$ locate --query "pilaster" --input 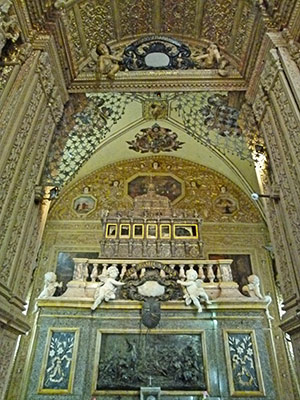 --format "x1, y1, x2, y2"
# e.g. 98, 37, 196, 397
246, 30, 300, 382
